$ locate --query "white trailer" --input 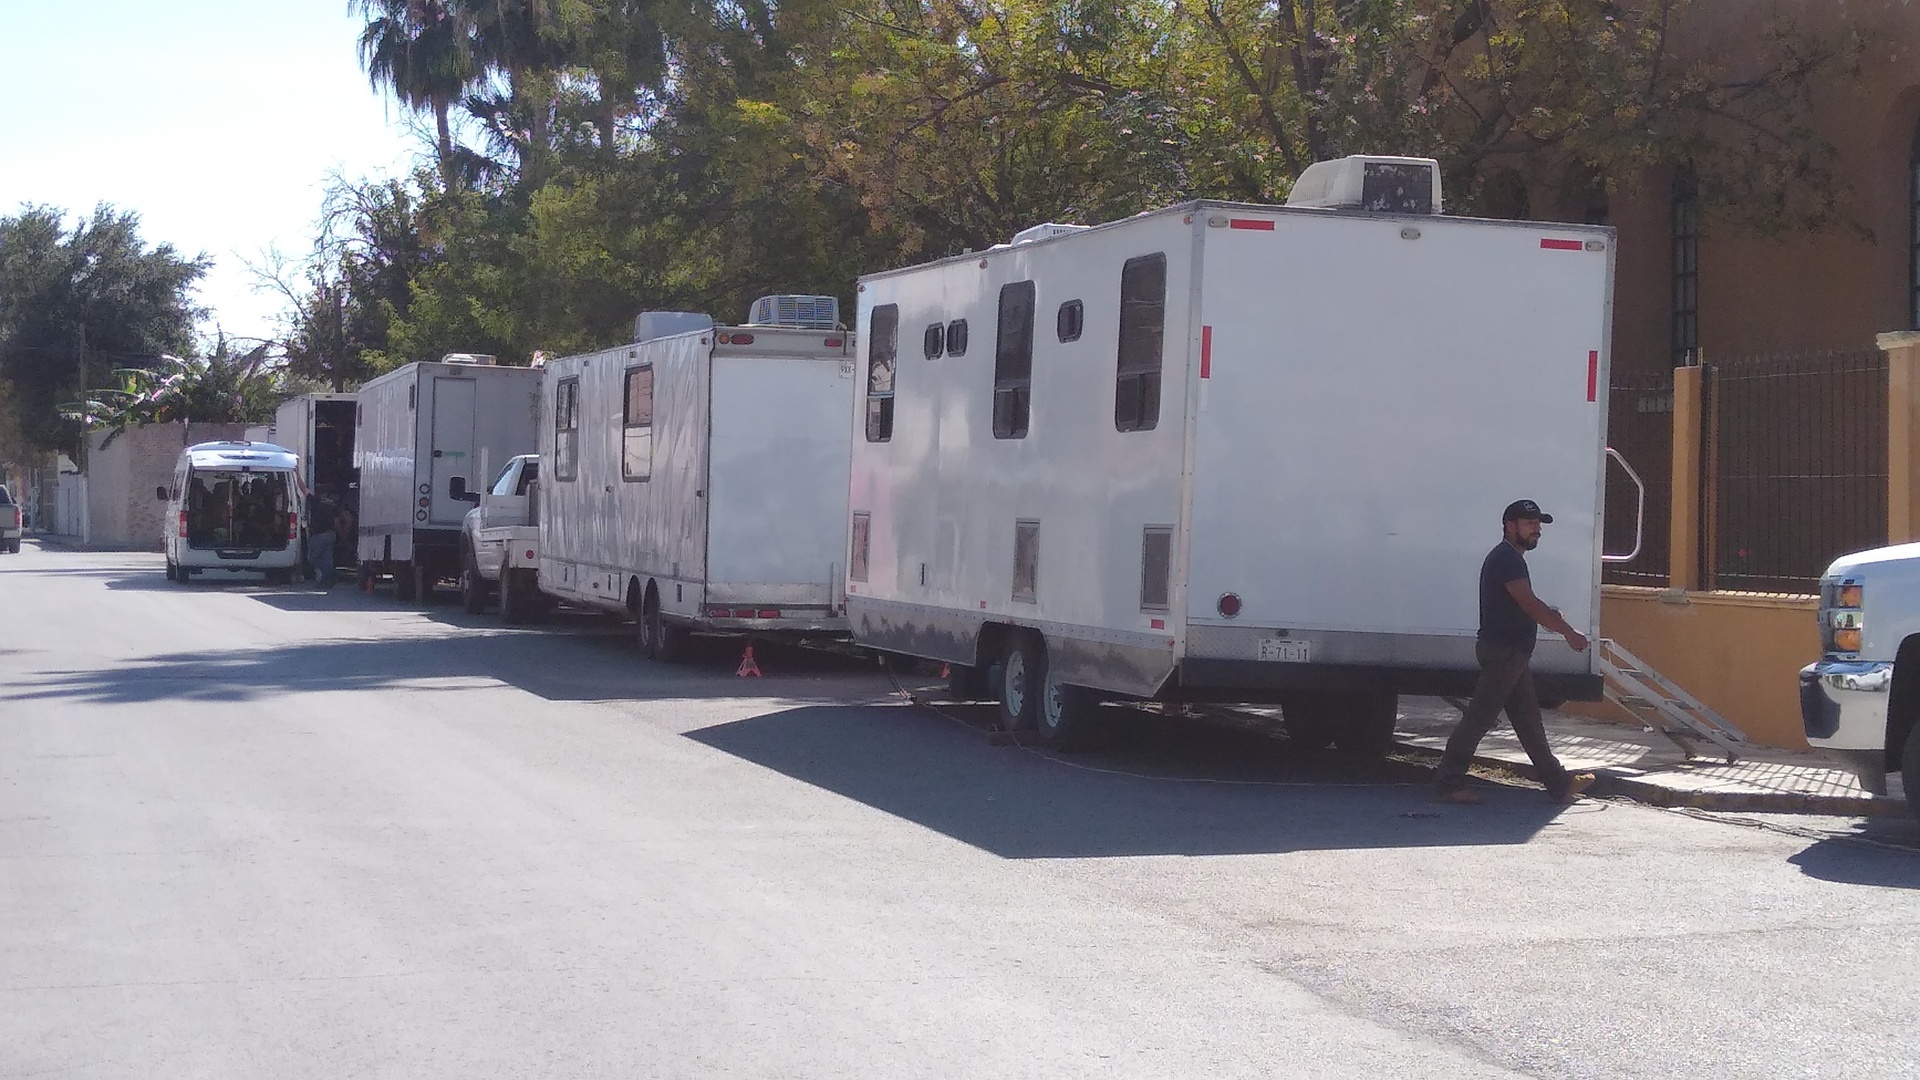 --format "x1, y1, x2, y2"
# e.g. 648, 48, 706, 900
355, 356, 542, 602
270, 393, 358, 498
846, 155, 1619, 750
536, 300, 855, 658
